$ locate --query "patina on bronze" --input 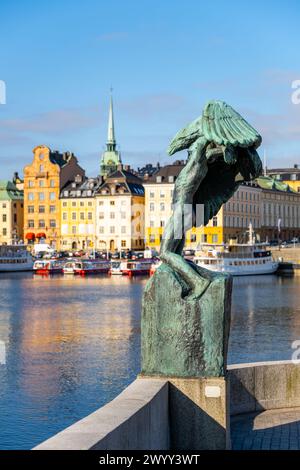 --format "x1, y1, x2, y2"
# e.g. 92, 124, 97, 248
141, 100, 262, 378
